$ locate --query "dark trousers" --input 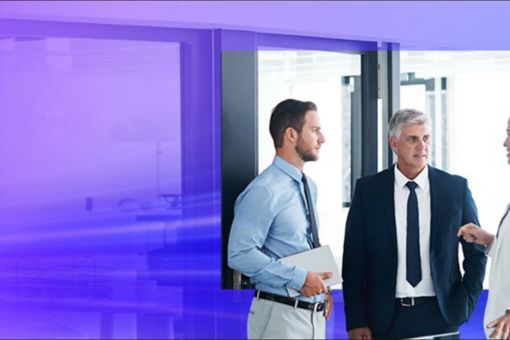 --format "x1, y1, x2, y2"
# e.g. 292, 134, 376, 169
374, 298, 459, 339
